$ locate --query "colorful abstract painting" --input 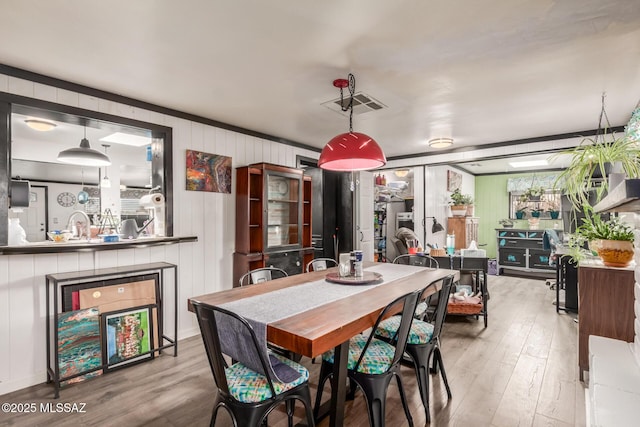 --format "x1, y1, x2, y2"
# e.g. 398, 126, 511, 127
104, 306, 153, 369
58, 307, 102, 385
186, 149, 232, 193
